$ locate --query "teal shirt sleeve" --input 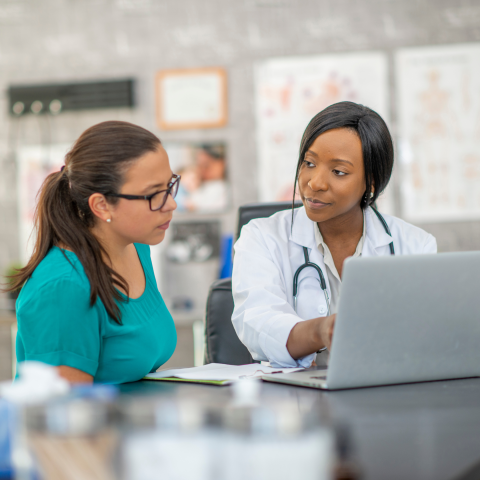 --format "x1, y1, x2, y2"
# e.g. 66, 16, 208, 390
18, 279, 102, 376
